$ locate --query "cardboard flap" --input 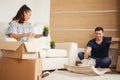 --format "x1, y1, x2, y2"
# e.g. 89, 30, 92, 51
24, 42, 41, 52
0, 42, 22, 51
